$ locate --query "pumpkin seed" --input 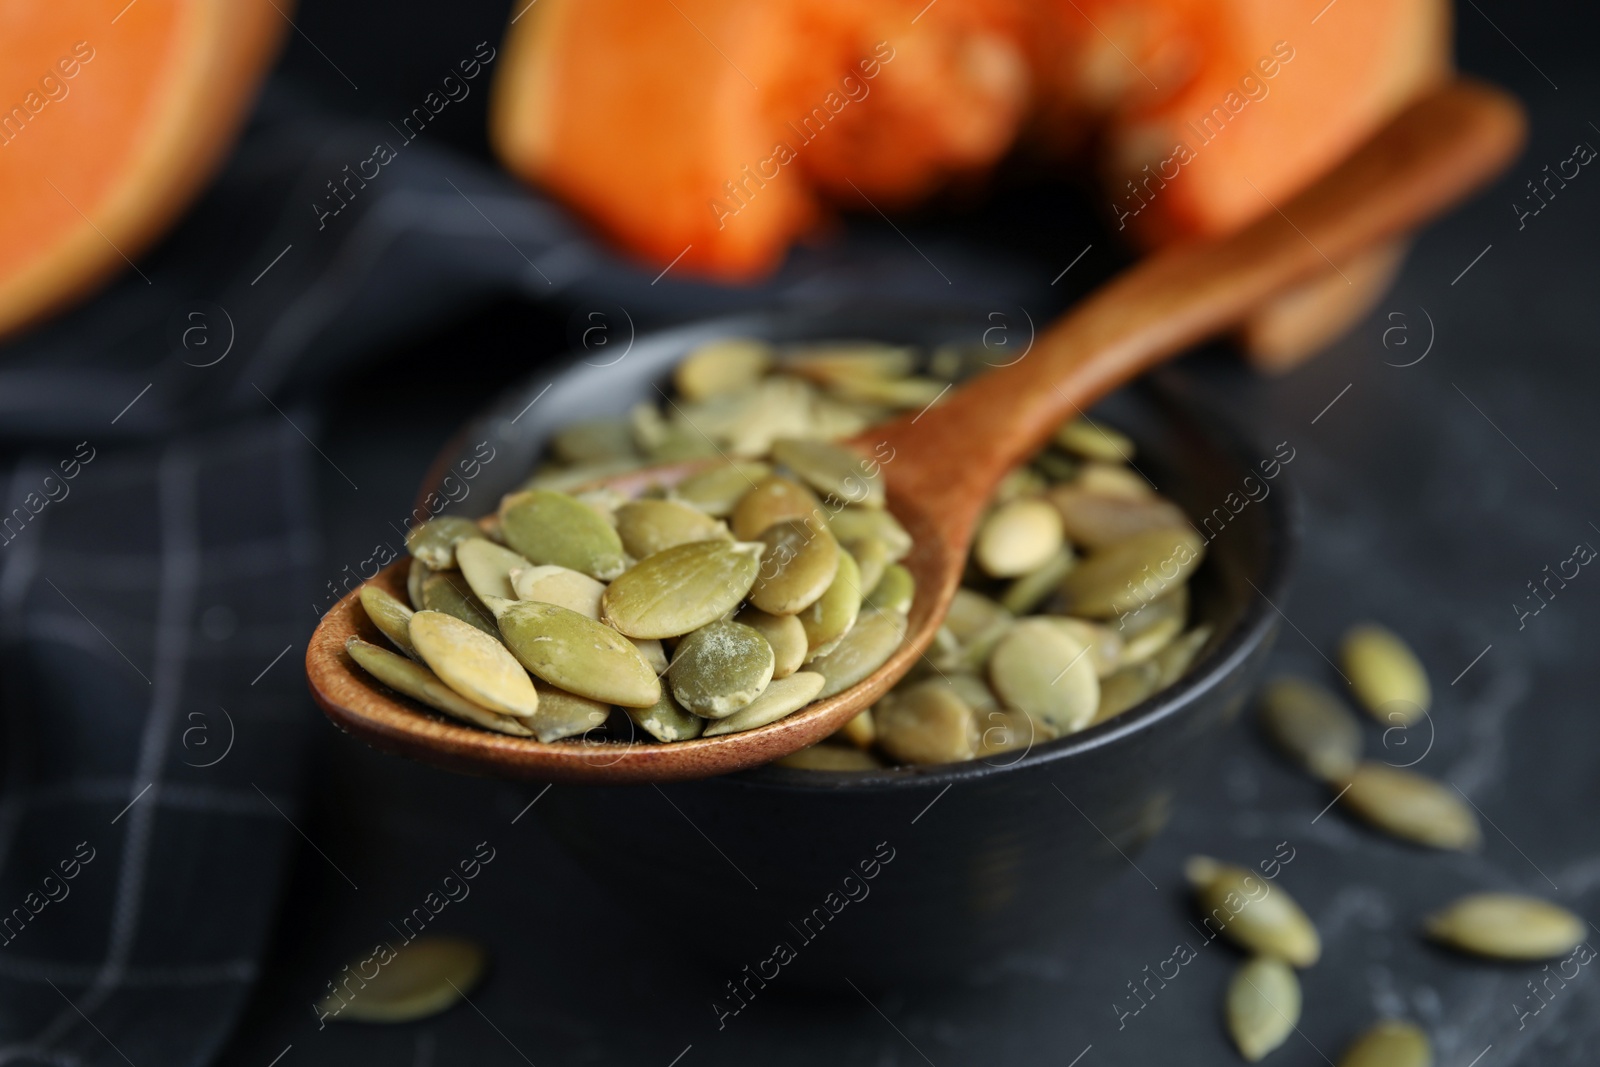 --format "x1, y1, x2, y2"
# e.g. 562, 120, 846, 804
823, 374, 948, 410
947, 672, 1000, 711
988, 618, 1099, 734
573, 486, 629, 526
1058, 527, 1205, 618
864, 563, 915, 615
1342, 624, 1431, 725
998, 546, 1076, 615
1258, 676, 1363, 781
1153, 624, 1212, 687
995, 465, 1050, 503
525, 457, 644, 494
1076, 462, 1153, 499
845, 536, 891, 596
674, 338, 773, 400
776, 744, 884, 771
316, 935, 486, 1023
975, 498, 1065, 578
945, 588, 1013, 643
811, 609, 905, 698
627, 687, 704, 742
702, 671, 825, 736
874, 680, 979, 764
406, 559, 432, 610
496, 600, 661, 707
669, 620, 775, 718
511, 564, 605, 619
614, 499, 731, 559
602, 539, 763, 638
833, 707, 876, 748
672, 461, 771, 517
730, 474, 825, 541
1115, 585, 1189, 664
1423, 893, 1585, 960
527, 683, 611, 743
975, 705, 1051, 757
770, 437, 885, 508
1337, 763, 1480, 850
1226, 957, 1301, 1062
800, 547, 862, 658
500, 489, 627, 581
1046, 485, 1189, 549
751, 519, 840, 615
1090, 660, 1160, 724
420, 572, 498, 636
785, 343, 915, 386
345, 637, 532, 737
455, 539, 532, 603
359, 584, 418, 659
1043, 617, 1122, 677
1031, 449, 1078, 482
408, 610, 540, 718
1055, 416, 1135, 461
732, 606, 808, 679
1187, 855, 1321, 966
1337, 1020, 1431, 1067
827, 506, 912, 561
405, 516, 485, 570
551, 417, 637, 464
